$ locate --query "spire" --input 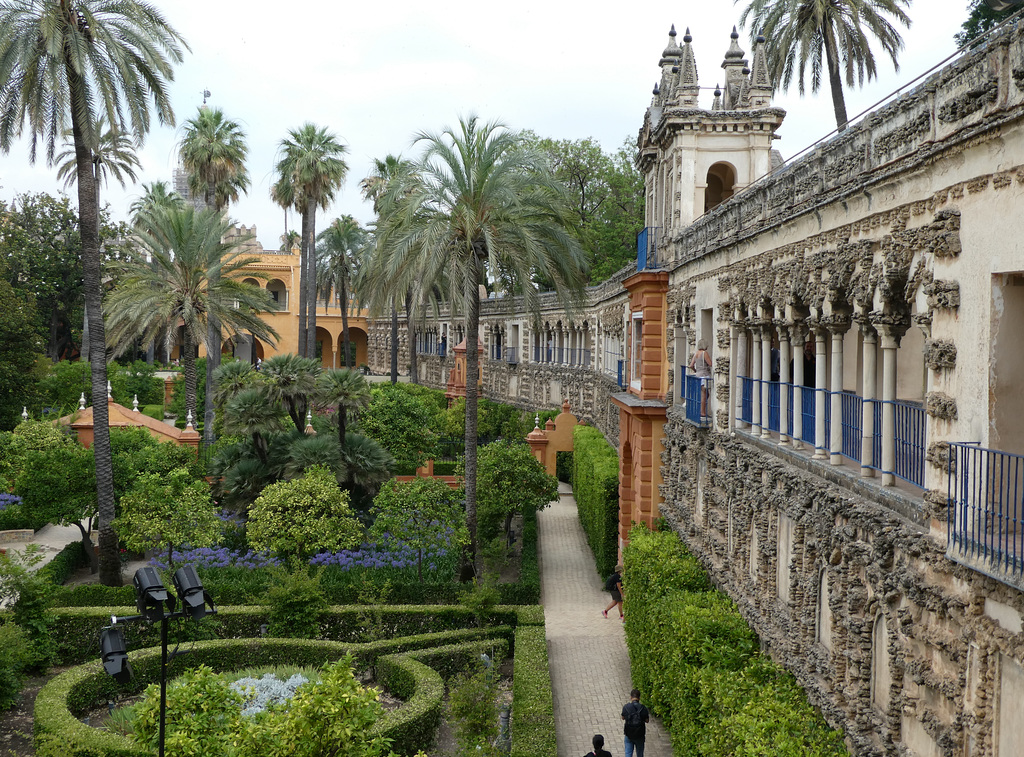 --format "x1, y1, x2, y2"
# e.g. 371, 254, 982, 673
657, 25, 682, 106
712, 83, 723, 111
676, 27, 700, 106
721, 25, 749, 109
747, 32, 774, 107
